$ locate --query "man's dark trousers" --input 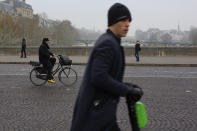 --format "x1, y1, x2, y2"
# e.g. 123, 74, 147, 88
21, 47, 26, 58
135, 52, 139, 61
43, 58, 56, 79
